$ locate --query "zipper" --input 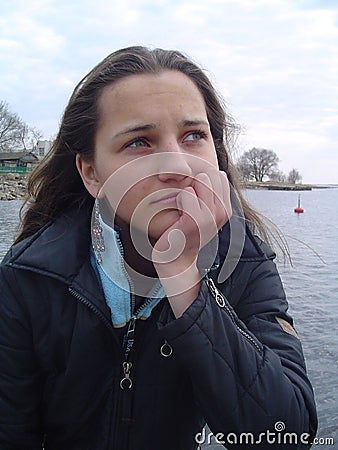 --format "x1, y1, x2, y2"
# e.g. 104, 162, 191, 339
134, 281, 162, 315
69, 286, 125, 448
68, 287, 114, 333
102, 227, 138, 391
69, 286, 140, 390
120, 315, 137, 389
205, 276, 263, 355
115, 231, 163, 318
68, 287, 135, 448
115, 232, 136, 317
119, 280, 164, 390
117, 312, 150, 449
